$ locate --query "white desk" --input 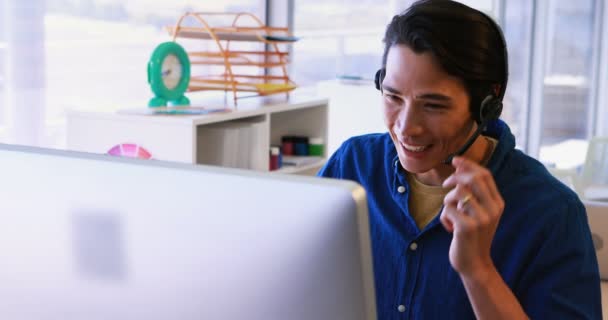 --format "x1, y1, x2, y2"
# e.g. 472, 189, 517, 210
585, 186, 608, 201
